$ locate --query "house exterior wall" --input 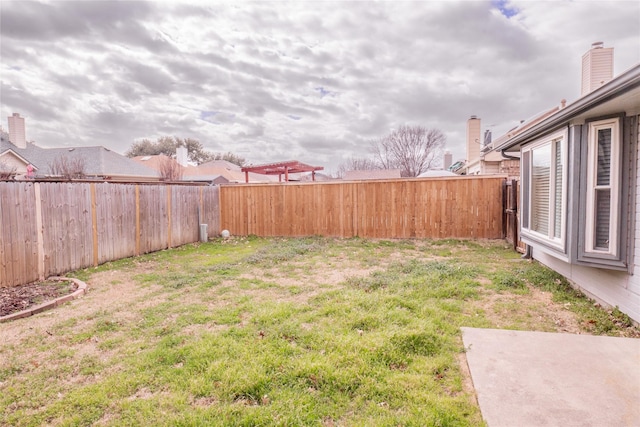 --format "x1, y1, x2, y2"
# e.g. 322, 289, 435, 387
0, 151, 28, 174
531, 114, 640, 323
481, 161, 500, 174
465, 160, 480, 175
499, 159, 520, 180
